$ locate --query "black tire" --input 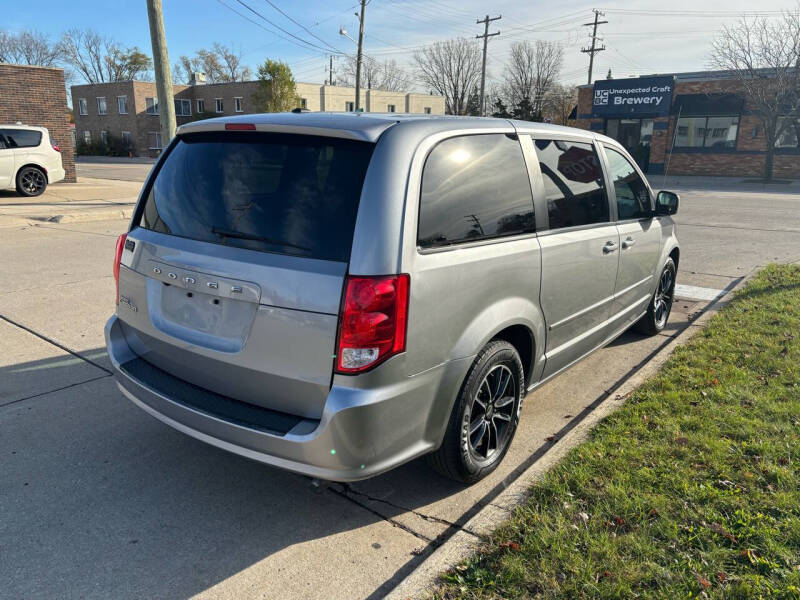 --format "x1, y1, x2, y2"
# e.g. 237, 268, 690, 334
16, 166, 47, 197
635, 257, 676, 336
428, 340, 524, 484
